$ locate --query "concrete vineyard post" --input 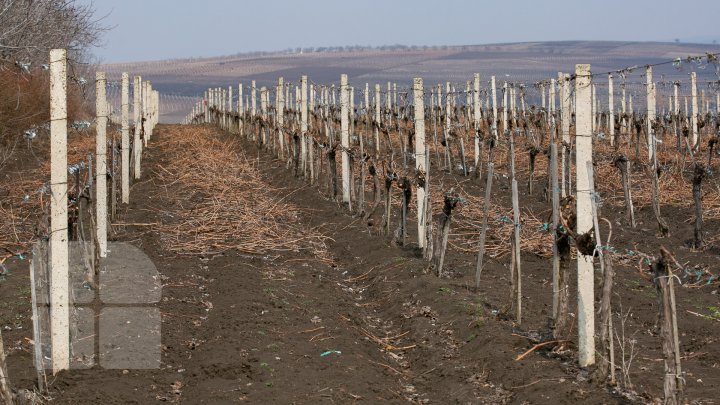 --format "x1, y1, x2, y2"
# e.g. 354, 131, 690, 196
350, 86, 355, 133
204, 90, 209, 123
560, 73, 571, 197
510, 84, 516, 122
364, 83, 369, 115
374, 84, 381, 155
445, 82, 451, 147
285, 83, 290, 112
393, 83, 397, 115
121, 73, 130, 203
143, 81, 149, 146
301, 75, 308, 179
502, 81, 508, 134
621, 84, 627, 134
96, 72, 108, 257
691, 72, 698, 148
49, 48, 70, 374
550, 78, 556, 115
238, 83, 243, 134
575, 63, 595, 368
608, 74, 614, 146
646, 66, 656, 158
251, 80, 257, 118
413, 78, 427, 249
491, 76, 497, 139
134, 75, 142, 179
541, 83, 546, 110
228, 85, 233, 132
340, 75, 350, 206
473, 73, 480, 166
278, 77, 285, 157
